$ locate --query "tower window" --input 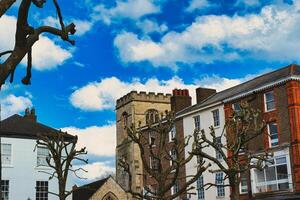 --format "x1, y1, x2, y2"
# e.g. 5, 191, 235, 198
145, 109, 159, 124
122, 112, 129, 128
